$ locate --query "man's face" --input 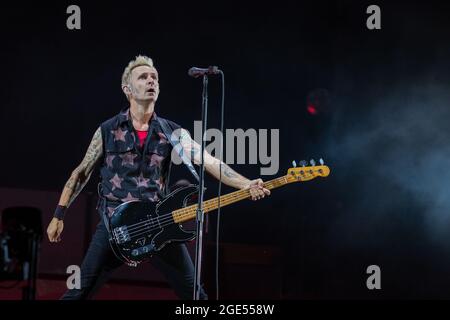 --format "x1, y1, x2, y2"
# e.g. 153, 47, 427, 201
127, 65, 159, 102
